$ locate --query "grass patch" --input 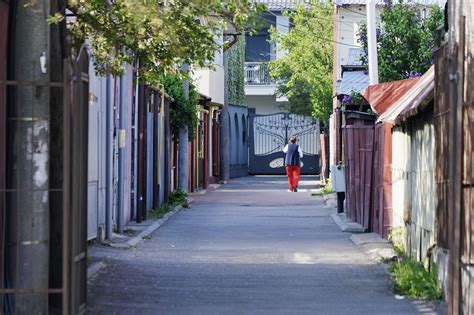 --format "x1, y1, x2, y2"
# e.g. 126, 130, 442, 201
148, 203, 171, 220
169, 189, 189, 208
147, 189, 189, 220
386, 227, 442, 300
311, 180, 333, 196
389, 257, 442, 300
